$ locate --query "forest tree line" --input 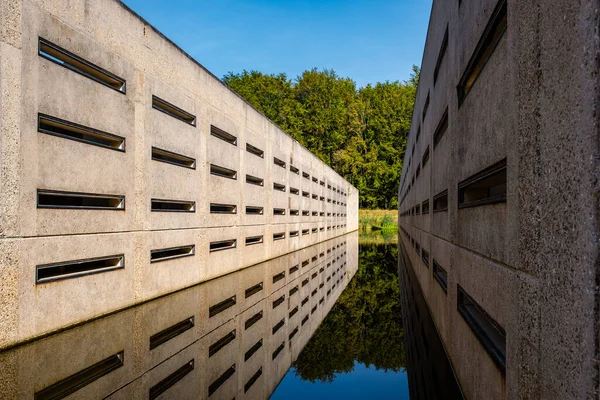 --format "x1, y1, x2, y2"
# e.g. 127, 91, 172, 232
223, 67, 419, 210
